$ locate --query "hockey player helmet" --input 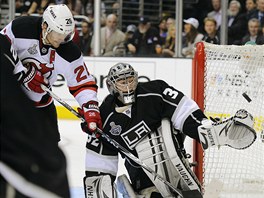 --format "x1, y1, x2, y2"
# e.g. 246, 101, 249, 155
106, 63, 138, 104
42, 4, 75, 44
